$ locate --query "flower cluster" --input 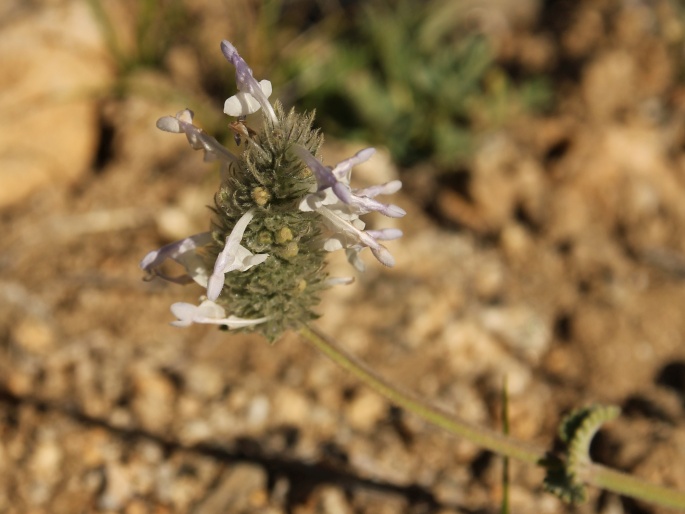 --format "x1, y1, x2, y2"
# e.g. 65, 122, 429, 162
141, 40, 405, 340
